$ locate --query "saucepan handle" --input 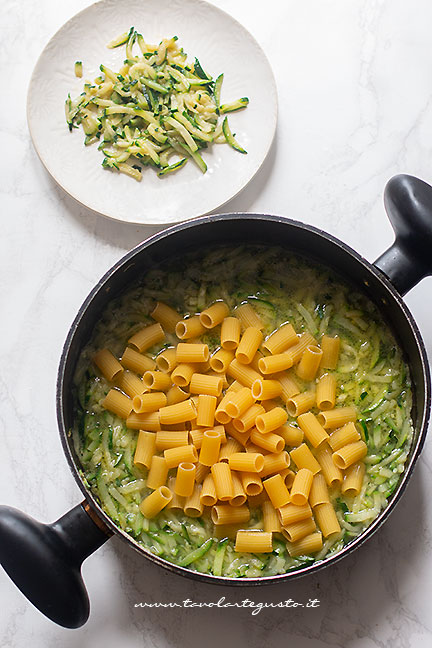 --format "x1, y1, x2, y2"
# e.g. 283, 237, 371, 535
374, 174, 432, 296
0, 502, 111, 628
